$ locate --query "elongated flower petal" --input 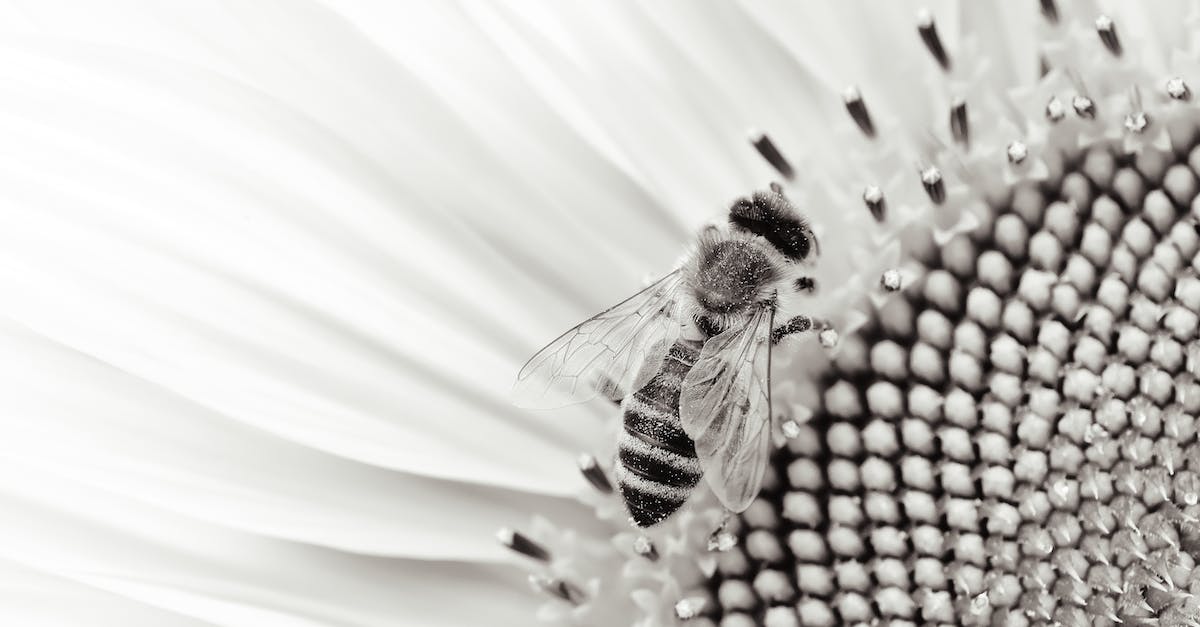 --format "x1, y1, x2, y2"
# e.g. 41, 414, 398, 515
0, 461, 544, 626
0, 15, 637, 495
0, 320, 607, 561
